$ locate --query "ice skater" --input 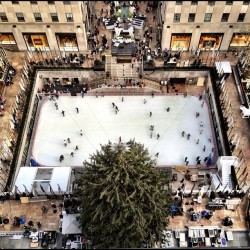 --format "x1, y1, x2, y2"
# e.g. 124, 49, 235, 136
119, 136, 121, 142
80, 129, 83, 136
187, 133, 191, 140
183, 92, 187, 98
143, 99, 147, 104
184, 157, 188, 162
197, 159, 201, 165
64, 140, 67, 147
75, 107, 79, 113
81, 91, 84, 98
121, 97, 124, 102
155, 152, 159, 157
199, 95, 202, 101
75, 145, 79, 150
204, 157, 208, 163
70, 152, 74, 157
200, 121, 203, 127
67, 138, 71, 143
182, 131, 185, 137
112, 102, 115, 108
149, 111, 152, 117
150, 125, 154, 131
115, 106, 119, 112
203, 145, 206, 152
101, 92, 104, 97
196, 156, 200, 161
208, 136, 212, 143
201, 101, 204, 107
157, 133, 160, 139
185, 161, 189, 166
200, 128, 203, 134
150, 131, 153, 138
196, 112, 200, 118
59, 155, 64, 162
151, 92, 154, 98
96, 92, 98, 98
55, 103, 58, 110
61, 110, 65, 116
166, 107, 170, 112
196, 139, 200, 144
